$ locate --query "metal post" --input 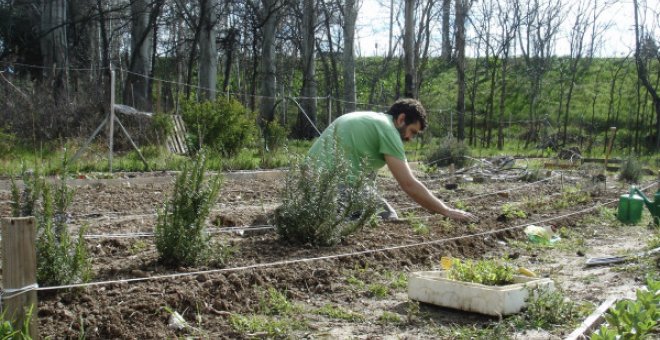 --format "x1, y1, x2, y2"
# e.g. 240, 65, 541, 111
109, 68, 115, 173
